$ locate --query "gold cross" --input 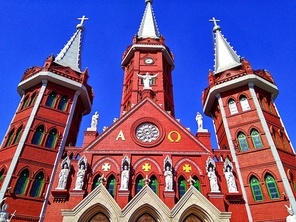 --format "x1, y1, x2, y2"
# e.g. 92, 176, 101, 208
102, 163, 111, 171
183, 164, 192, 173
142, 163, 151, 172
